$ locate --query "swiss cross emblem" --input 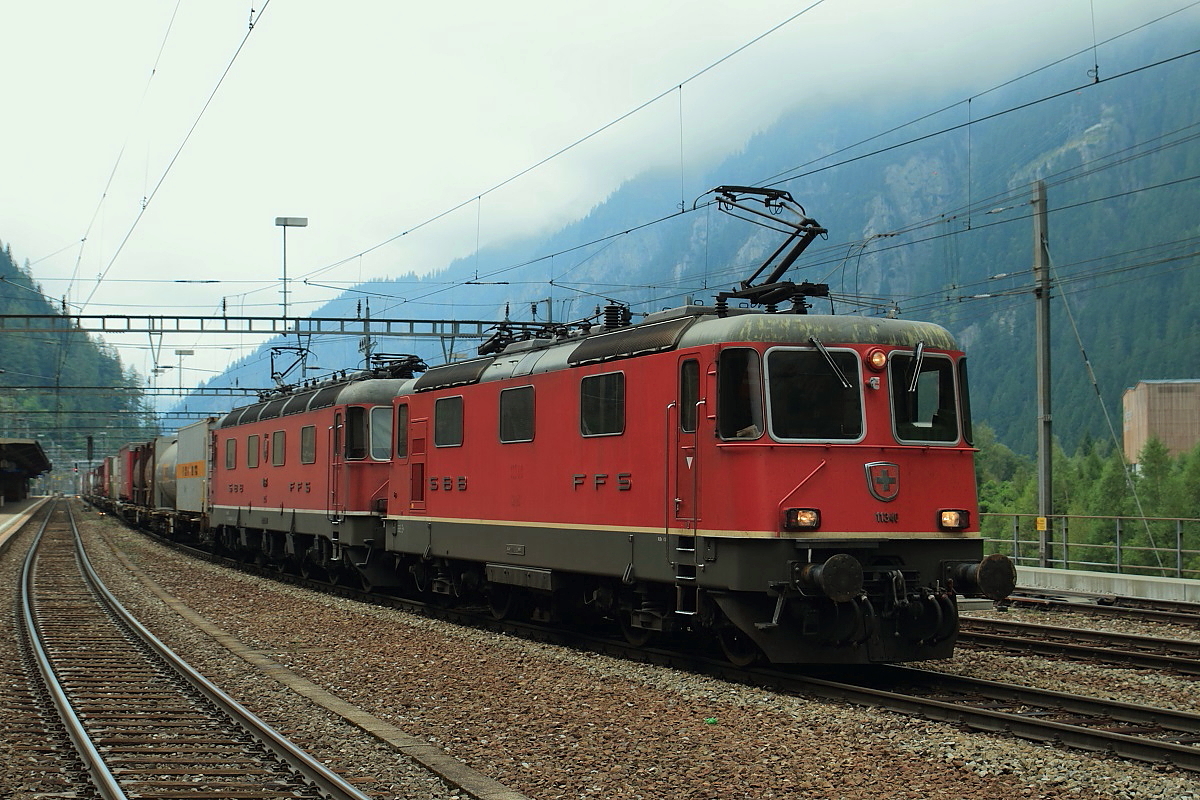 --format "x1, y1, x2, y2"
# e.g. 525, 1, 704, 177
865, 462, 900, 502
